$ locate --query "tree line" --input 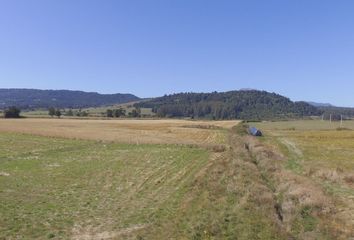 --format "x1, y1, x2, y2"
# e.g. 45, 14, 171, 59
48, 108, 88, 118
47, 107, 141, 118
106, 107, 141, 118
4, 90, 353, 121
